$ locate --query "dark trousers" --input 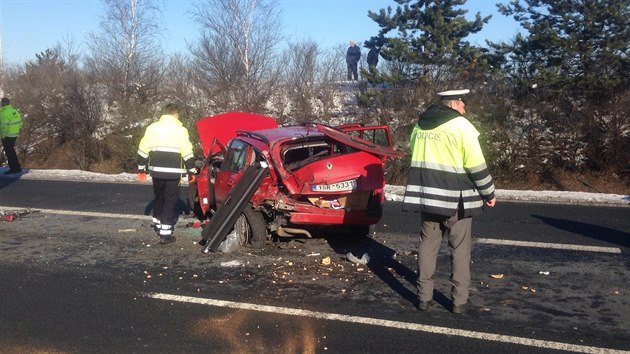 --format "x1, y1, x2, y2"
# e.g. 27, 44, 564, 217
152, 178, 180, 227
1, 137, 21, 171
347, 62, 358, 81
